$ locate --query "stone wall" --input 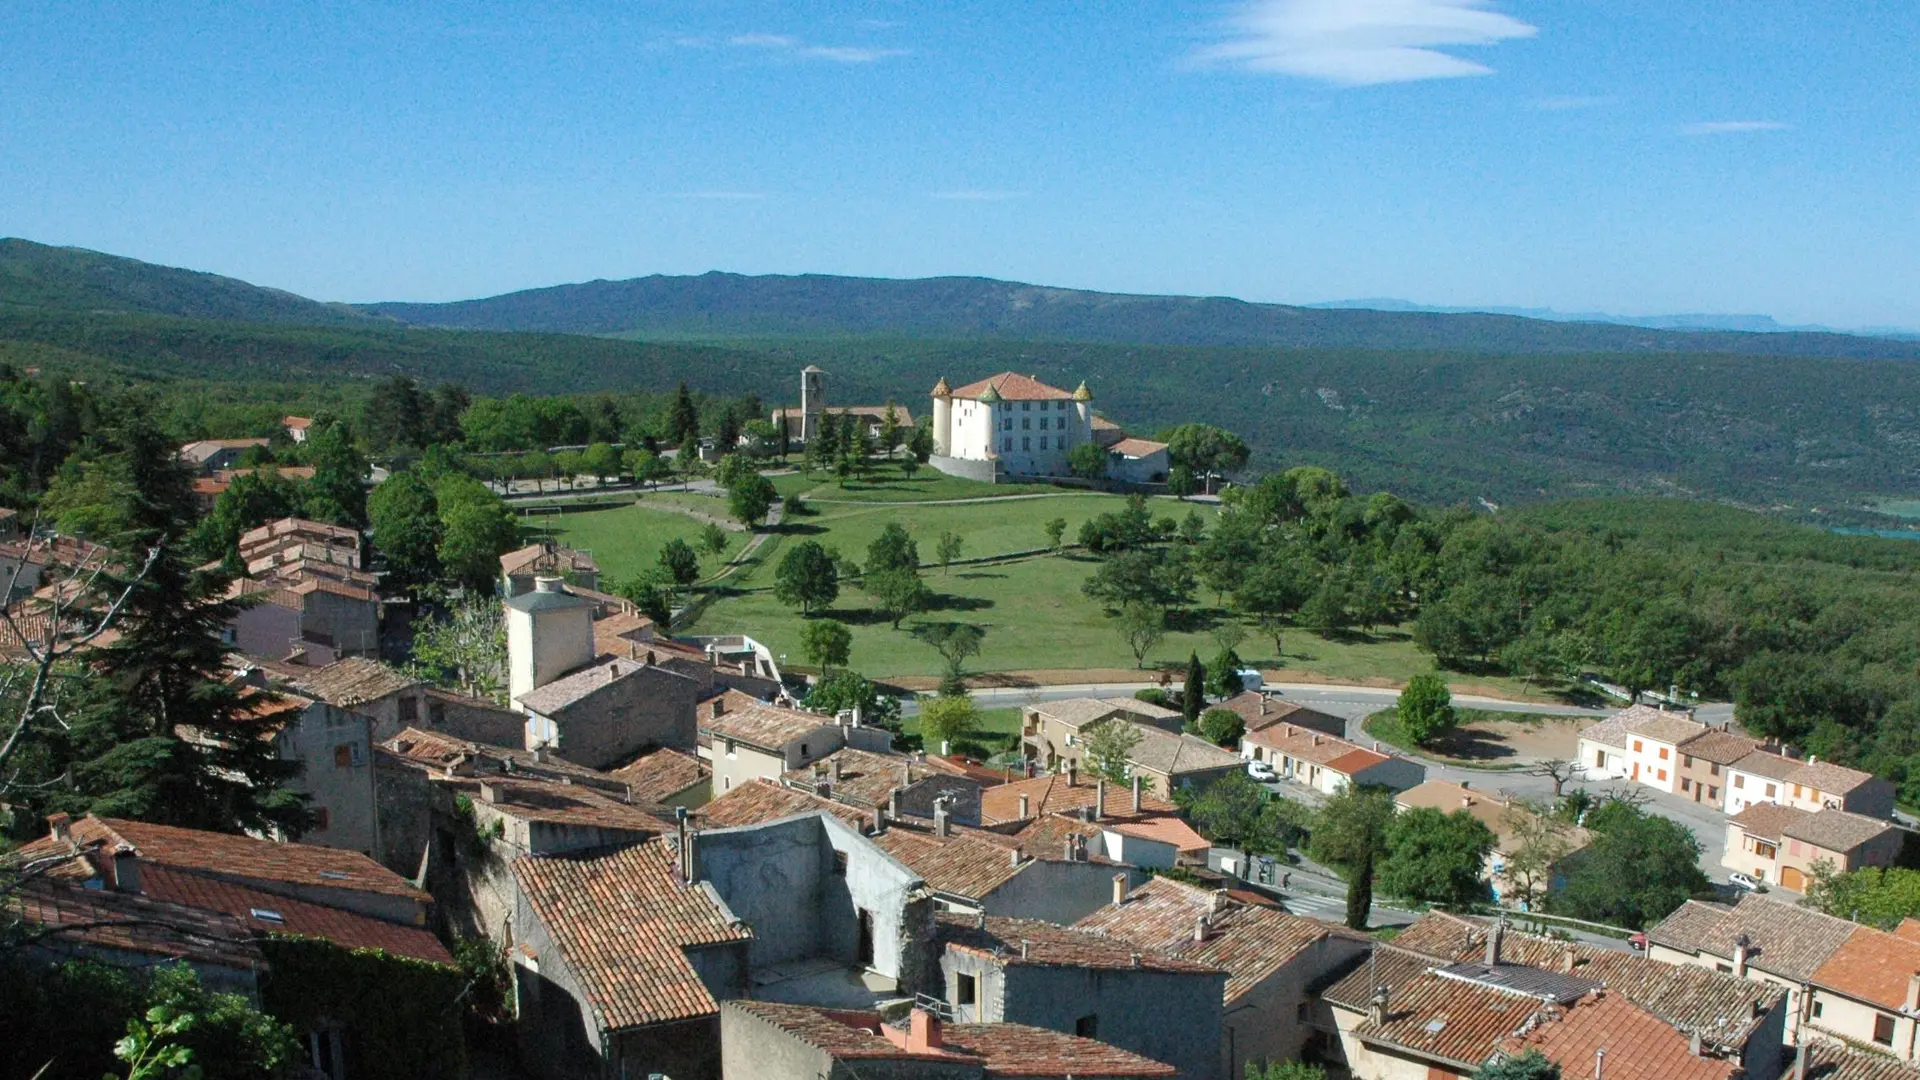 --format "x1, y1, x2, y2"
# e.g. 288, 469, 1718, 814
927, 455, 998, 483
